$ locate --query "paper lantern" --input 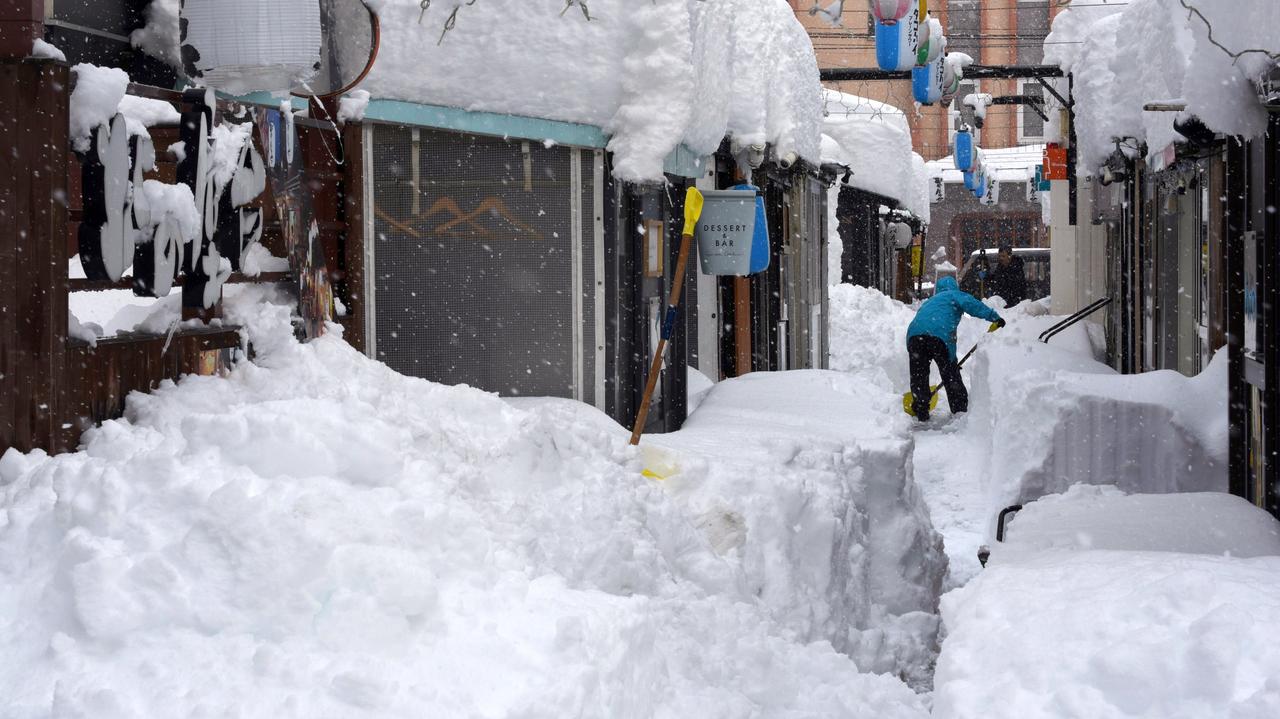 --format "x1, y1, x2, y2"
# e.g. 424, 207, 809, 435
953, 129, 974, 172
180, 0, 322, 94
868, 0, 915, 25
874, 0, 921, 71
963, 170, 976, 191
885, 221, 914, 249
912, 55, 945, 104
